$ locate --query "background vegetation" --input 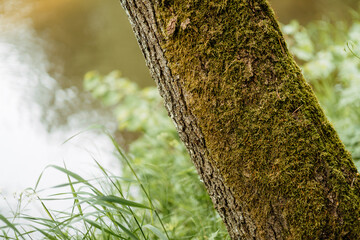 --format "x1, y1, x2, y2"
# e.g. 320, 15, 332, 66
1, 9, 360, 240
